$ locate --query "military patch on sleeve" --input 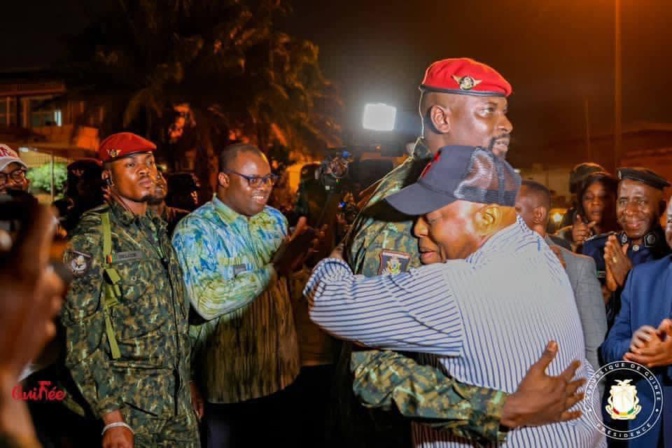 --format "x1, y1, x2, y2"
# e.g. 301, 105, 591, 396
378, 250, 411, 275
64, 250, 92, 277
